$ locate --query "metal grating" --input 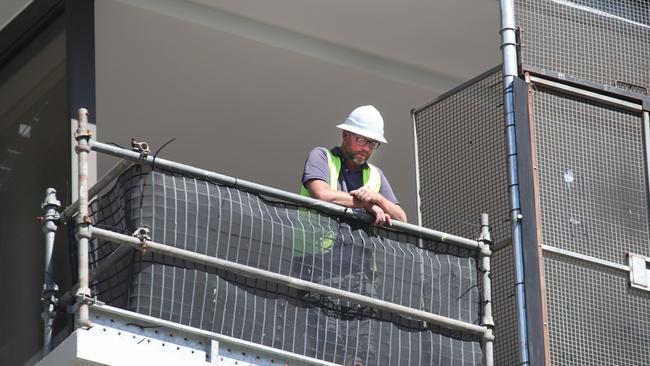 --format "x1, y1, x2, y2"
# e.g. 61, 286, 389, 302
532, 87, 650, 264
565, 0, 650, 25
516, 0, 650, 94
85, 165, 484, 366
414, 67, 517, 365
490, 245, 519, 366
414, 67, 510, 244
543, 252, 650, 366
